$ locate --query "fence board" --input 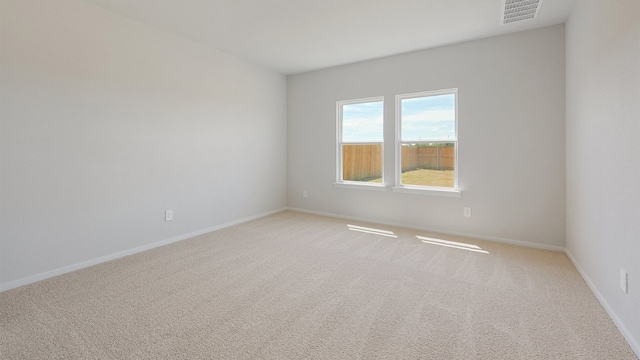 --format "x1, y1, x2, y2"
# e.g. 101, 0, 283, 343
342, 144, 382, 181
401, 145, 454, 172
343, 144, 453, 181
